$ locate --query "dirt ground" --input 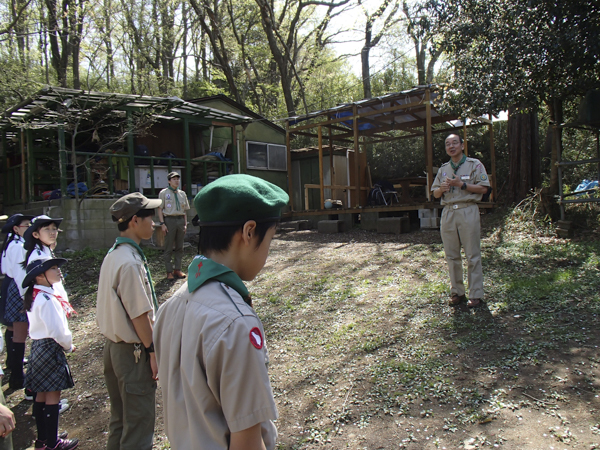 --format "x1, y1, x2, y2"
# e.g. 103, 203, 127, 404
3, 210, 600, 450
